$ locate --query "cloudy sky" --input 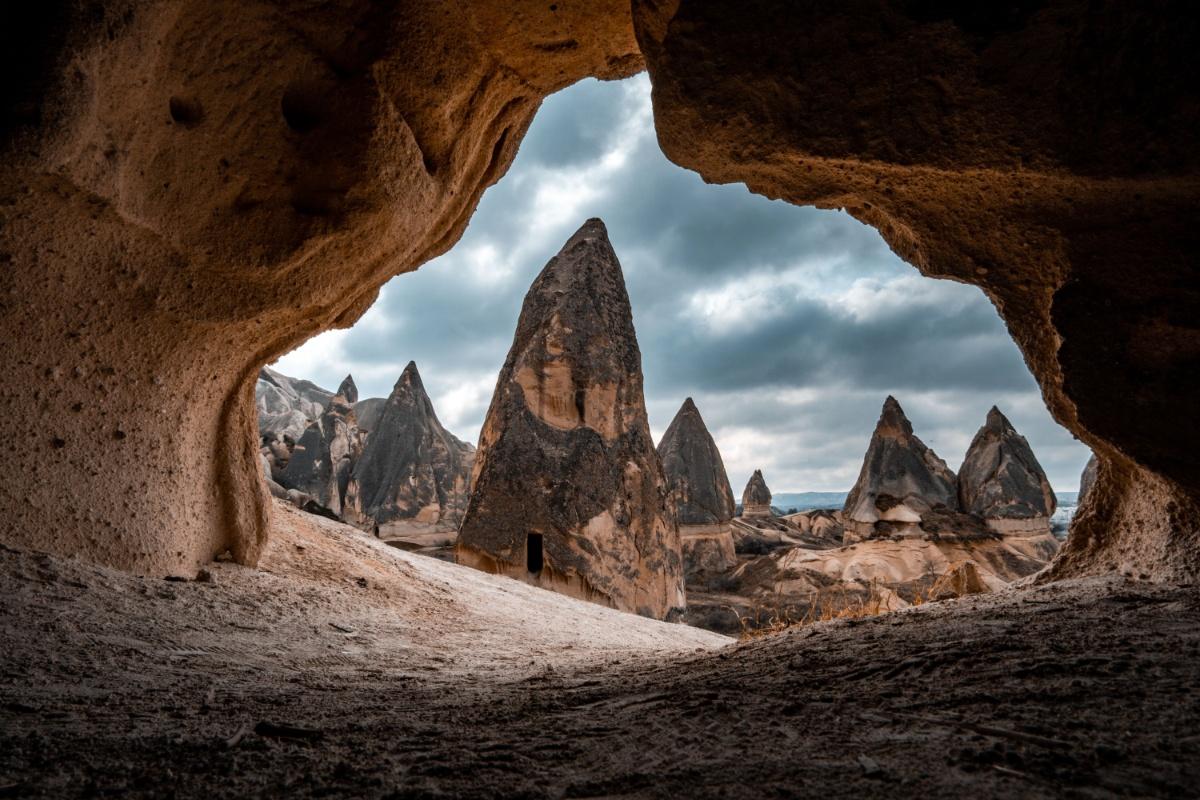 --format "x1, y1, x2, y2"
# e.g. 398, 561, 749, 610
274, 75, 1092, 494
